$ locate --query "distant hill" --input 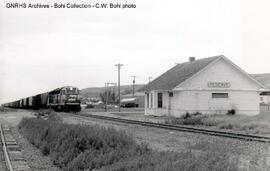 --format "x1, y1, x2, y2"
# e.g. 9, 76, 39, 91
250, 73, 270, 89
80, 84, 145, 99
